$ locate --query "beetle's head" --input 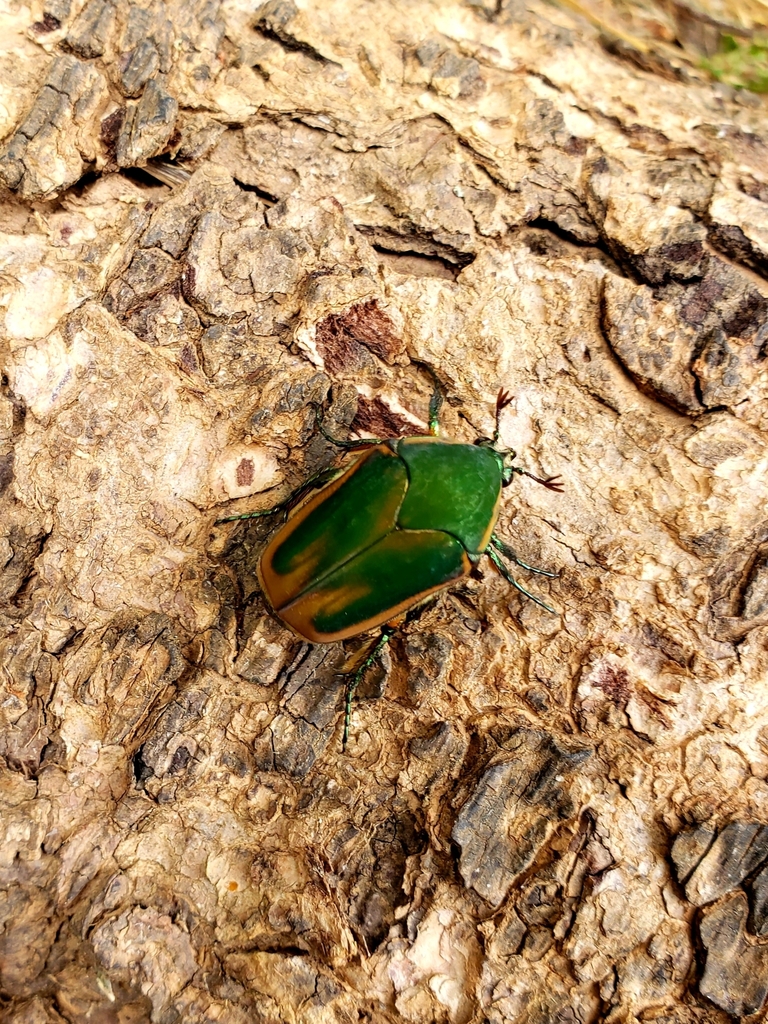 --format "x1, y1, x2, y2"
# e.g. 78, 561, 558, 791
472, 389, 517, 483
473, 389, 565, 493
474, 436, 519, 485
